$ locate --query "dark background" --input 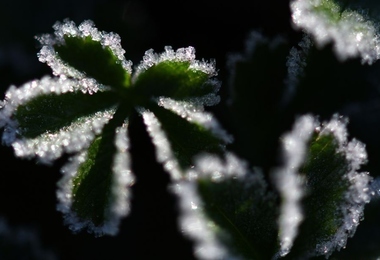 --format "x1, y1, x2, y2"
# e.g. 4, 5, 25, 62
1, 1, 380, 259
